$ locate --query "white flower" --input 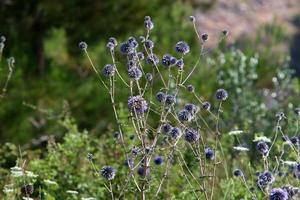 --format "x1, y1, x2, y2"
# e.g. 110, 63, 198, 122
282, 160, 297, 166
44, 179, 58, 185
66, 190, 79, 195
81, 198, 96, 200
228, 130, 243, 136
233, 146, 249, 151
253, 136, 271, 143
